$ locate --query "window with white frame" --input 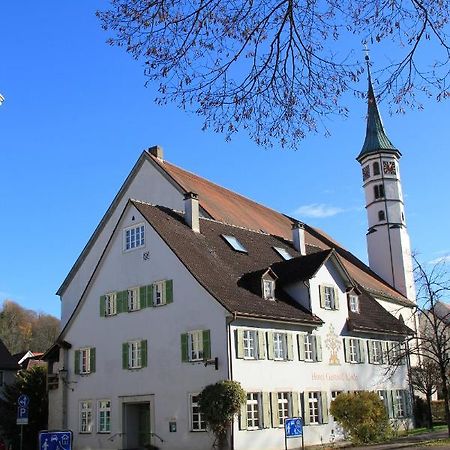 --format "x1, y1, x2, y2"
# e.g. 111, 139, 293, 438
124, 224, 145, 251
277, 392, 291, 426
80, 348, 91, 374
273, 332, 285, 360
127, 288, 140, 311
308, 392, 320, 424
304, 334, 314, 361
349, 294, 359, 313
79, 400, 93, 433
370, 340, 383, 364
331, 391, 342, 401
246, 393, 260, 430
129, 341, 142, 369
105, 293, 117, 316
394, 390, 406, 418
153, 281, 165, 306
243, 330, 257, 359
349, 339, 360, 364
189, 330, 204, 361
98, 400, 111, 433
324, 286, 335, 309
190, 394, 206, 431
262, 279, 275, 300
